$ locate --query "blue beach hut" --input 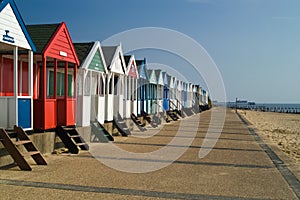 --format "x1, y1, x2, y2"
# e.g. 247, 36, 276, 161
162, 72, 169, 111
